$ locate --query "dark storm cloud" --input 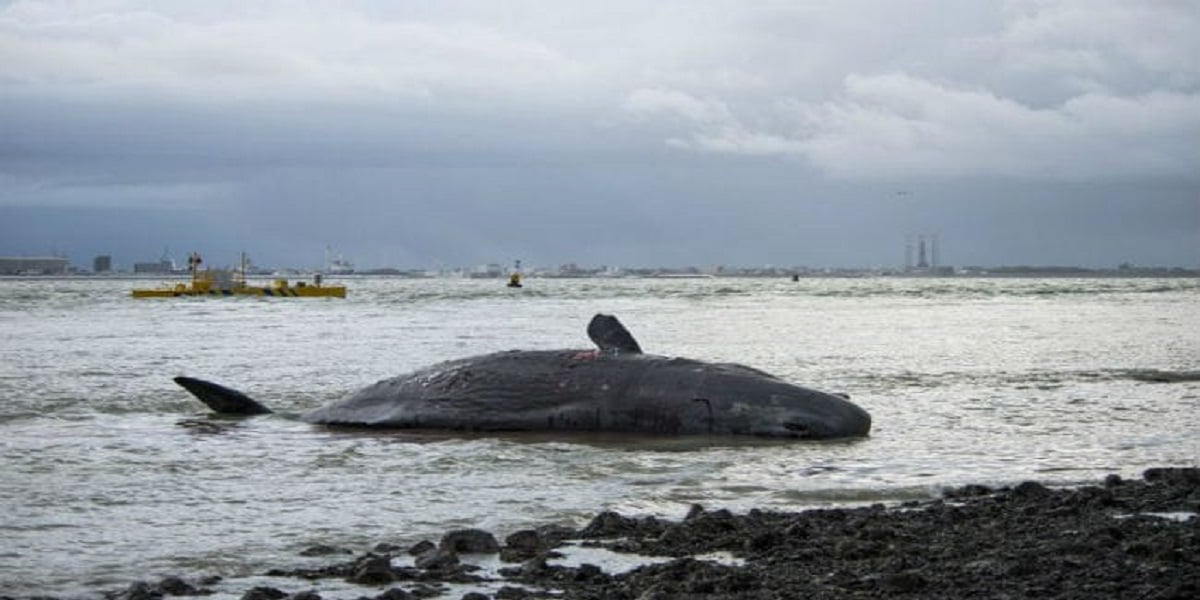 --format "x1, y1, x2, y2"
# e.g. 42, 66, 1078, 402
1, 1, 1197, 269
